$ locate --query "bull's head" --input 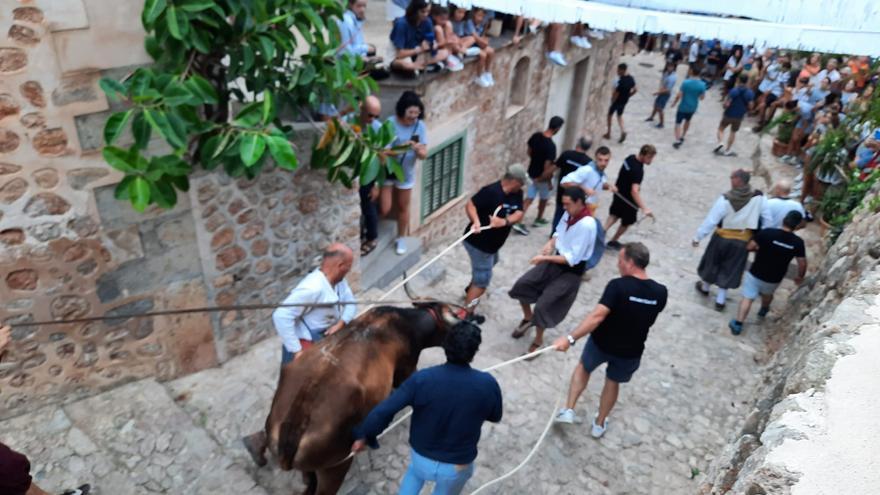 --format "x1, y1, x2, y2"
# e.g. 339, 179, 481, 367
410, 300, 463, 349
